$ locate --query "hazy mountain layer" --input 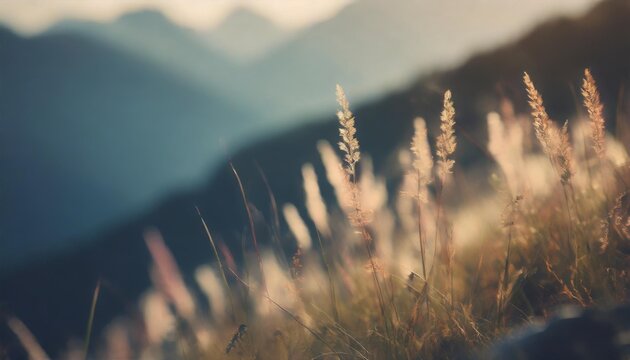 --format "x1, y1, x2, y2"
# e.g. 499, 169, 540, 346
48, 10, 241, 96
0, 28, 256, 270
203, 7, 291, 62
47, 1, 597, 125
